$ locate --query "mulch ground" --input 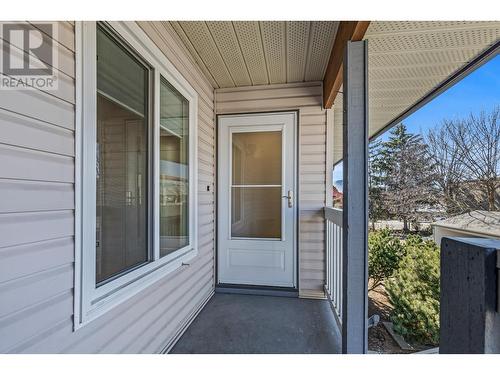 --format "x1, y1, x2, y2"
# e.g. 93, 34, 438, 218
368, 283, 415, 354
